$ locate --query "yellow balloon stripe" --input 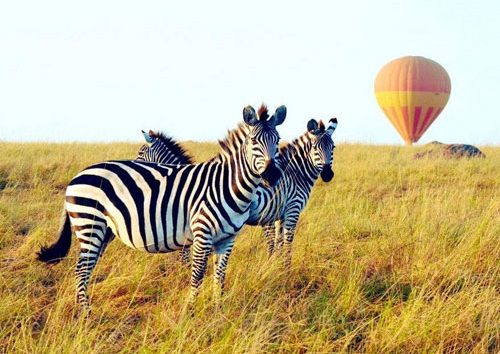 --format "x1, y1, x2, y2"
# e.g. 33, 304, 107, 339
375, 91, 450, 143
